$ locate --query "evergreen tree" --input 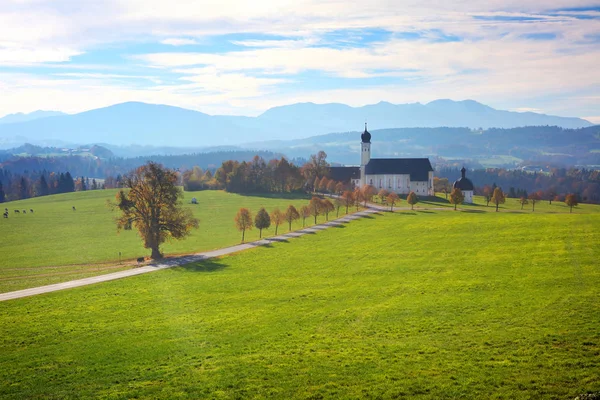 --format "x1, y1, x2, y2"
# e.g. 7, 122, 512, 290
92, 179, 98, 190
39, 175, 49, 197
80, 176, 87, 191
65, 172, 75, 192
0, 182, 5, 203
19, 177, 29, 199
